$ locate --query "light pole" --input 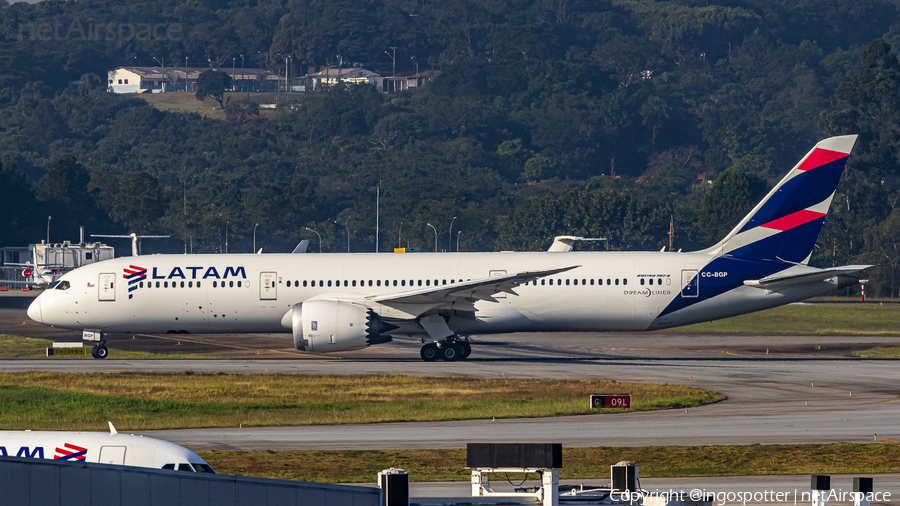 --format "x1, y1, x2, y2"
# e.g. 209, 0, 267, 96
386, 47, 397, 77
457, 230, 461, 252
448, 216, 457, 252
232, 57, 236, 91
153, 57, 165, 92
410, 13, 419, 79
304, 227, 322, 253
185, 57, 188, 91
46, 216, 51, 245
426, 223, 437, 252
253, 223, 259, 252
398, 221, 402, 249
335, 221, 350, 252
241, 54, 246, 96
225, 221, 229, 253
